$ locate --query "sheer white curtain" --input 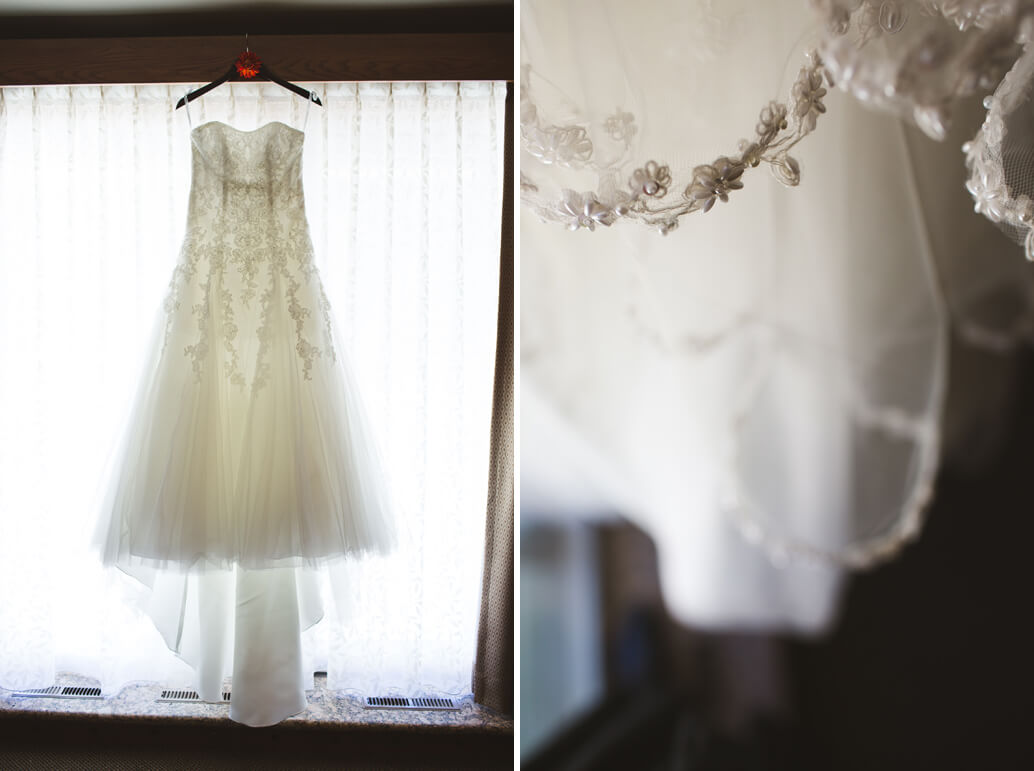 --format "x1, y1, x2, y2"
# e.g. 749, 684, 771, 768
0, 81, 504, 699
